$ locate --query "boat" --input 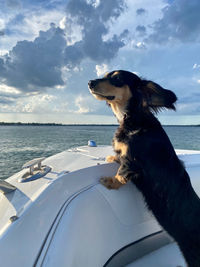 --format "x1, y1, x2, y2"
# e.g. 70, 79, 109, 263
1, 142, 200, 267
